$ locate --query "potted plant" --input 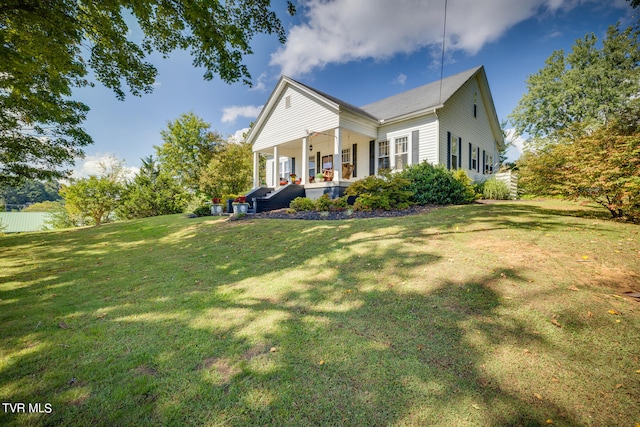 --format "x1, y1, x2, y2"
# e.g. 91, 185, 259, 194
210, 197, 223, 215
316, 172, 324, 182
289, 173, 297, 184
232, 196, 249, 215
